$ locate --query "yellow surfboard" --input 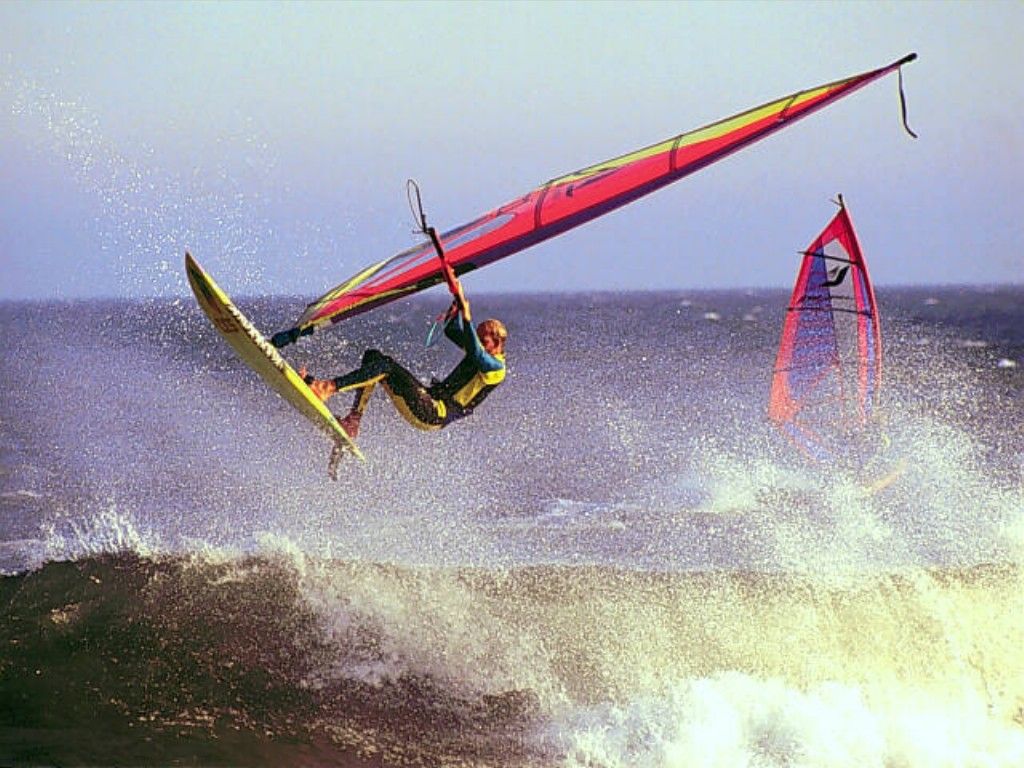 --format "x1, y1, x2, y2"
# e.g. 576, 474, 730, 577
185, 252, 364, 469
